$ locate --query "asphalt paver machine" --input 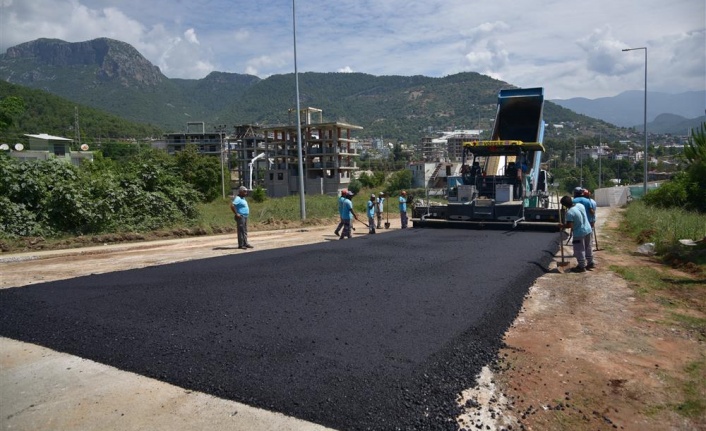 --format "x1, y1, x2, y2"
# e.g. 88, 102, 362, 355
412, 87, 559, 230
